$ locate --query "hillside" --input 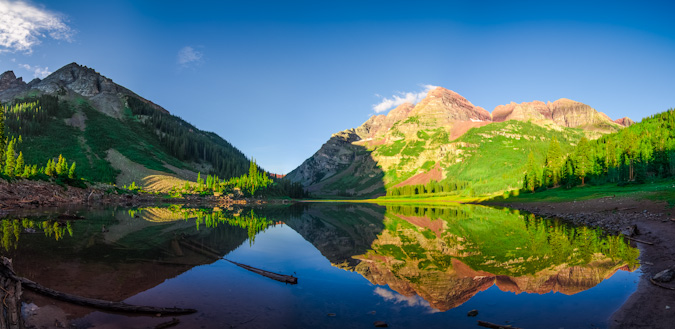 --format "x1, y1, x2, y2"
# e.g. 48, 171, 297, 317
287, 87, 628, 197
0, 63, 250, 188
